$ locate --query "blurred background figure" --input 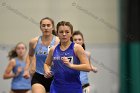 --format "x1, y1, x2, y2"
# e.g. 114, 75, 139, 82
72, 30, 97, 93
3, 42, 31, 93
